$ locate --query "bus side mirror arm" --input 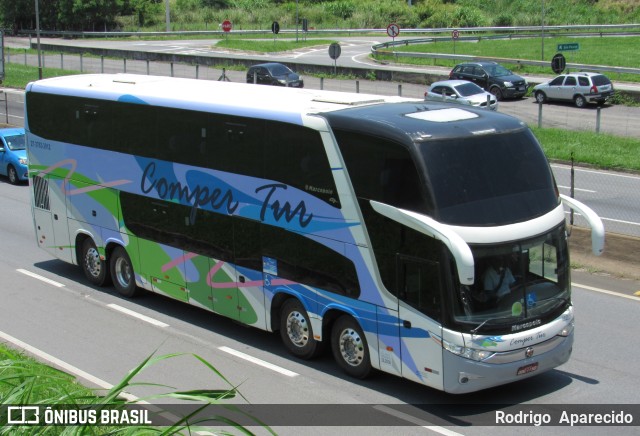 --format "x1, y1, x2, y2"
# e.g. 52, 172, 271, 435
560, 194, 605, 256
370, 201, 475, 285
